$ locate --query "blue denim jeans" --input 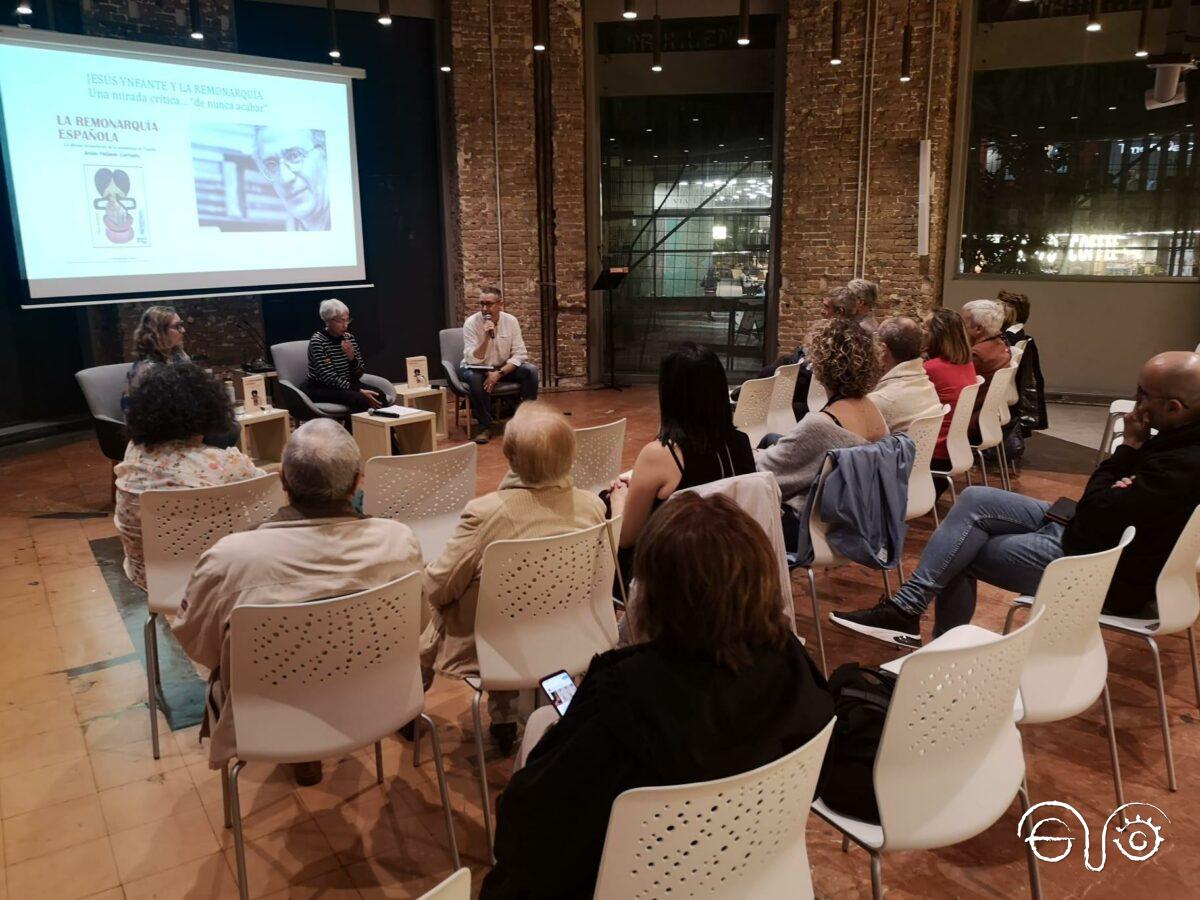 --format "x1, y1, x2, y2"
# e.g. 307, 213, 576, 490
459, 363, 539, 426
890, 486, 1064, 636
